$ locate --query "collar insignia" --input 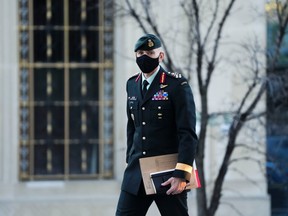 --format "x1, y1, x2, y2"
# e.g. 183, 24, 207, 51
160, 72, 166, 84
